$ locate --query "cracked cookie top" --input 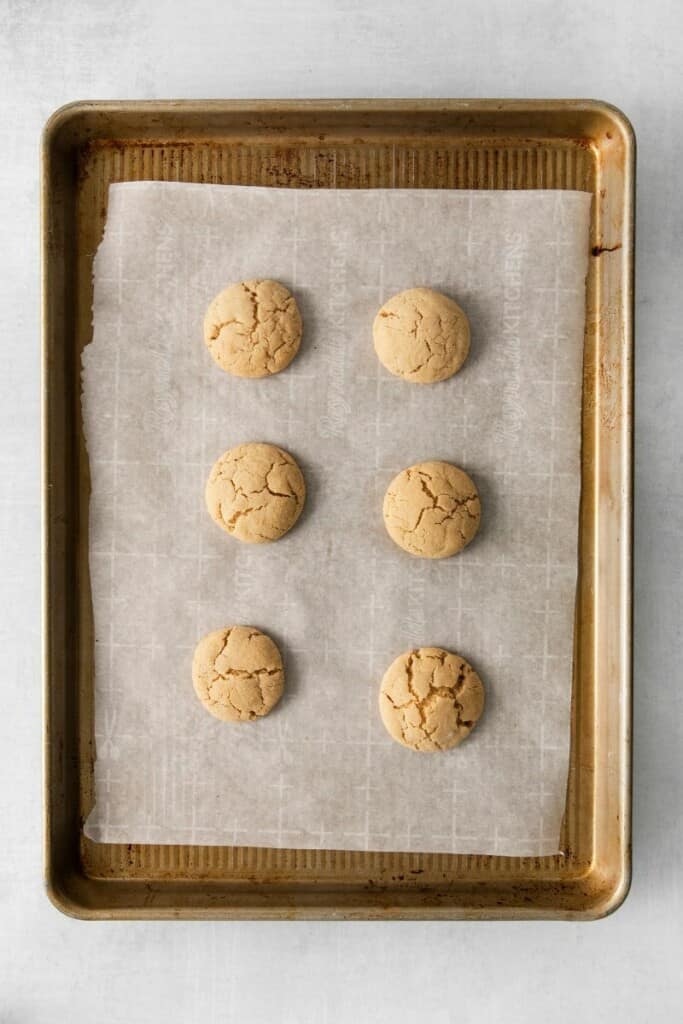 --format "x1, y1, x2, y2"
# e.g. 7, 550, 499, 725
373, 287, 470, 384
379, 647, 484, 751
204, 279, 302, 378
383, 460, 480, 559
205, 442, 306, 544
192, 625, 284, 722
